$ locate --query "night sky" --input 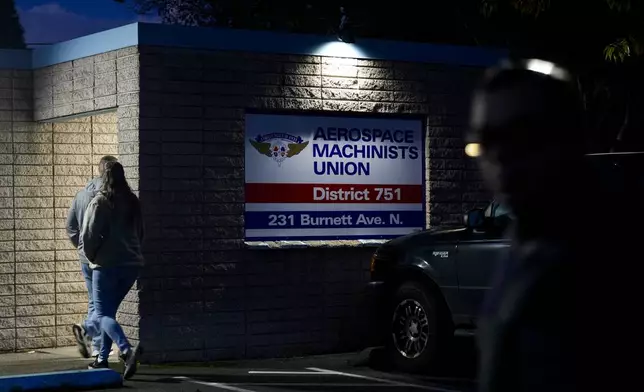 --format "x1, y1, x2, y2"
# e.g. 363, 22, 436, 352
15, 0, 161, 44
